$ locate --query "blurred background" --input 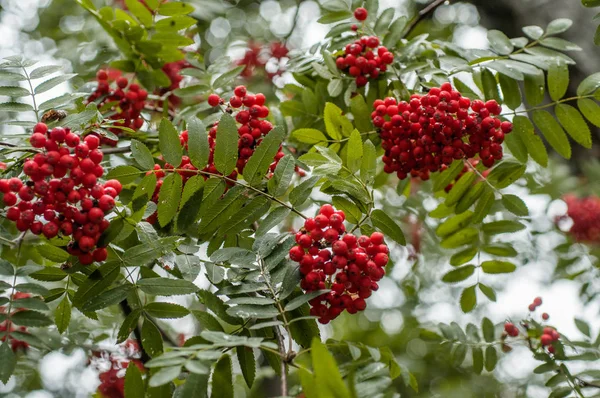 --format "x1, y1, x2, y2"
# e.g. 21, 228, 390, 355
0, 0, 599, 397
